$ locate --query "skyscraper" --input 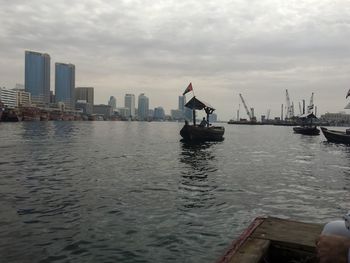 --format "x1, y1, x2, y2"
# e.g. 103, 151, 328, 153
138, 93, 149, 121
108, 96, 117, 111
55, 63, 75, 109
178, 96, 186, 112
124, 94, 135, 117
25, 50, 50, 105
75, 87, 94, 105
